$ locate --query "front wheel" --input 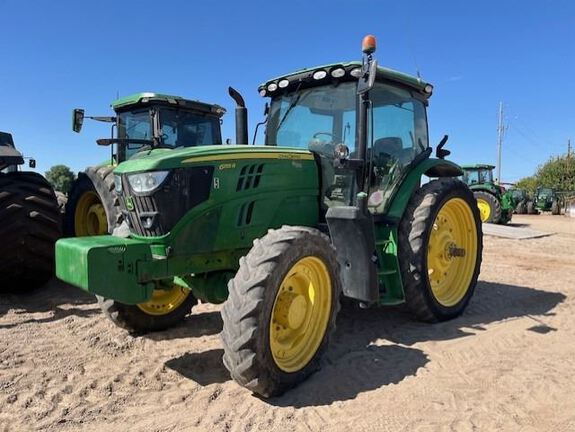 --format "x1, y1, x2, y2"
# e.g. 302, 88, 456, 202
221, 226, 341, 397
399, 179, 483, 322
97, 283, 197, 333
473, 191, 501, 223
